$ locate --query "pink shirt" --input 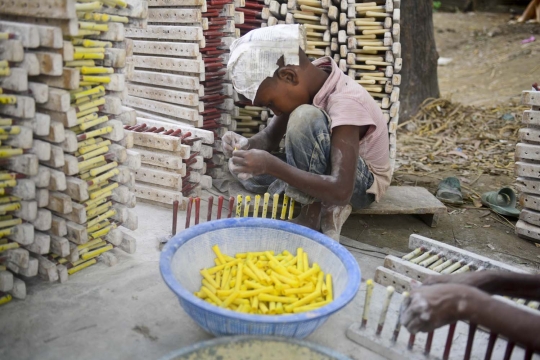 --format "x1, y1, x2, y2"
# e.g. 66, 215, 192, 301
312, 57, 391, 202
